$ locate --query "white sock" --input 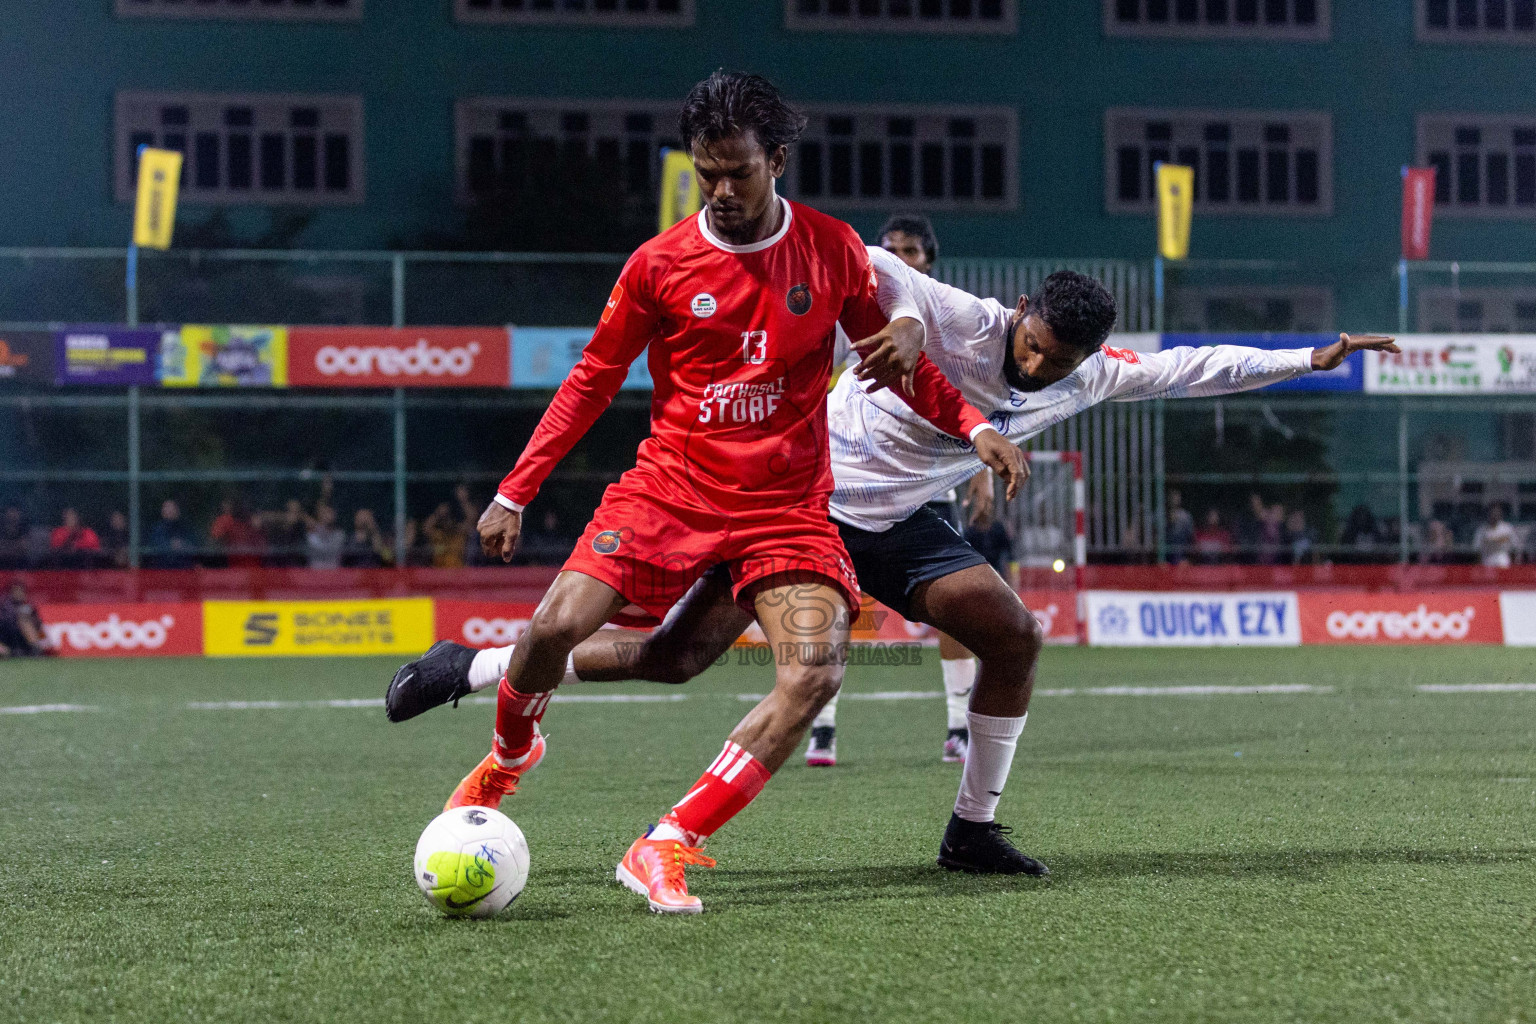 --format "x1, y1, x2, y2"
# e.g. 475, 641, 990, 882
649, 821, 689, 842
953, 711, 1026, 823
941, 658, 976, 731
811, 692, 839, 730
468, 645, 515, 692
469, 646, 581, 692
